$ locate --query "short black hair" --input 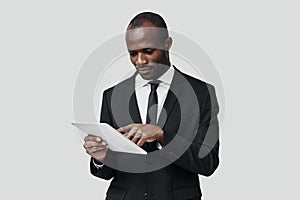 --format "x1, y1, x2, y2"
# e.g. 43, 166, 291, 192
128, 12, 168, 29
127, 12, 169, 40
